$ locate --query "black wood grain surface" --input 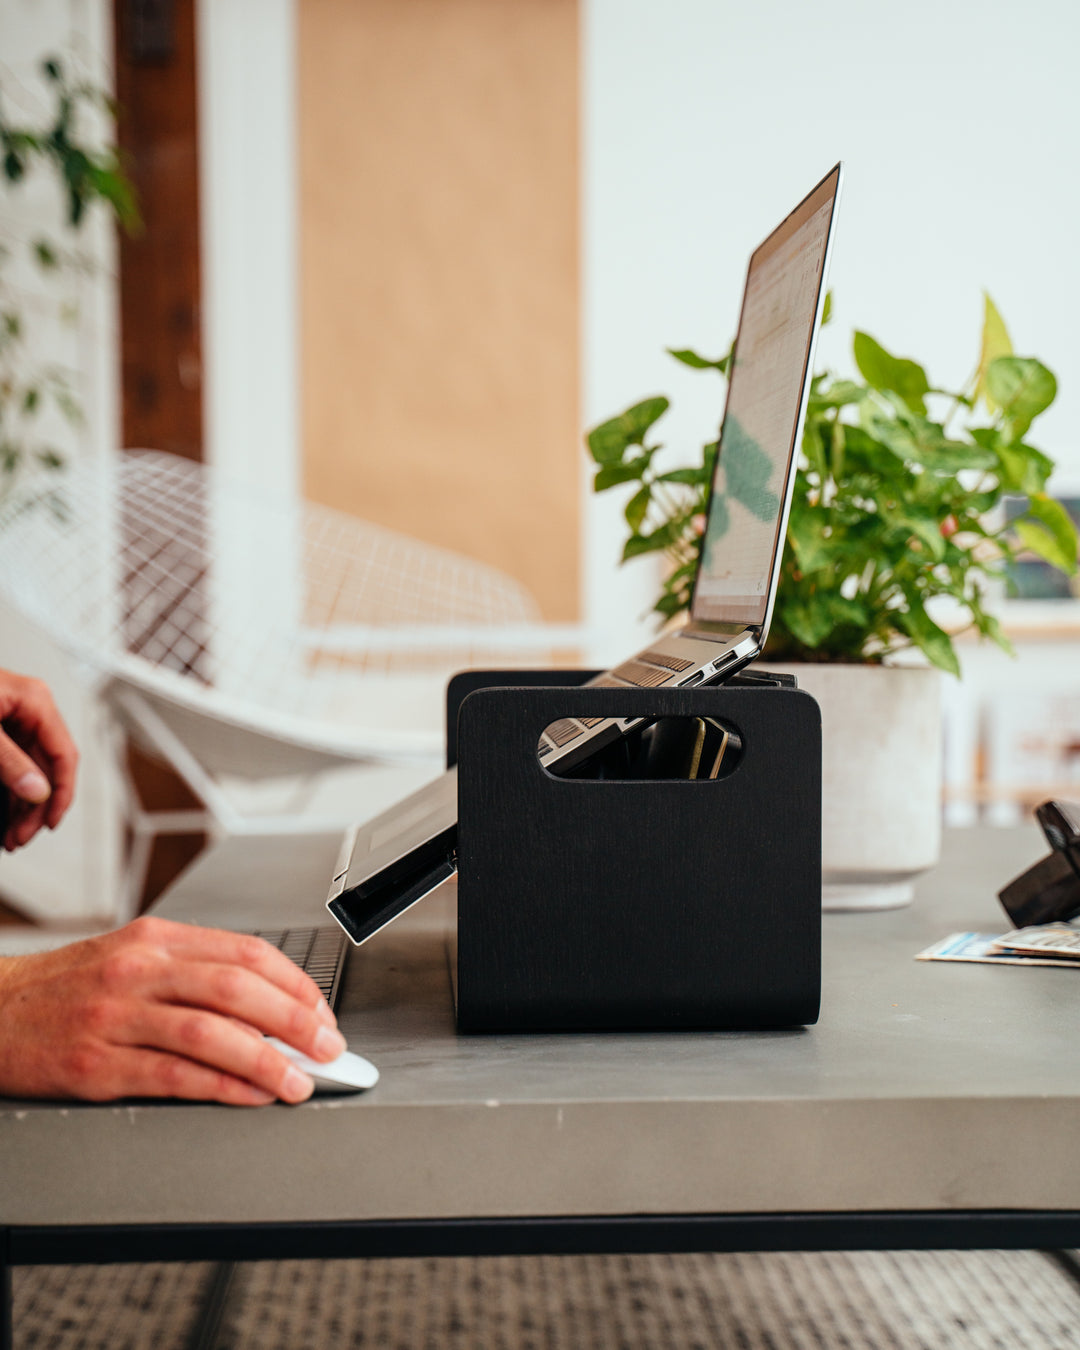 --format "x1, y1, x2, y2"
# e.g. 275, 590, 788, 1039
455, 680, 821, 1032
